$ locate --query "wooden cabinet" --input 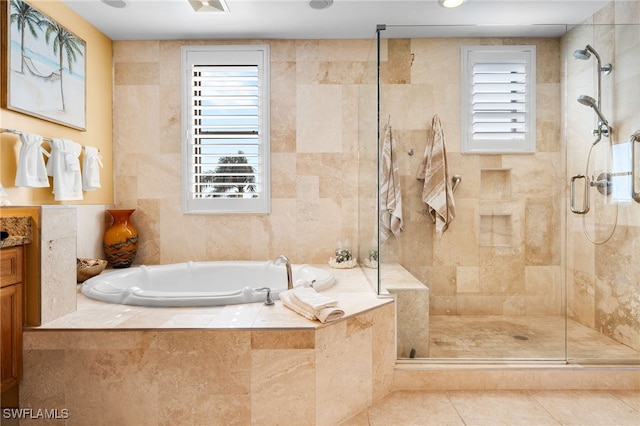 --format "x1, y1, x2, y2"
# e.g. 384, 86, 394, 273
1, 246, 23, 393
